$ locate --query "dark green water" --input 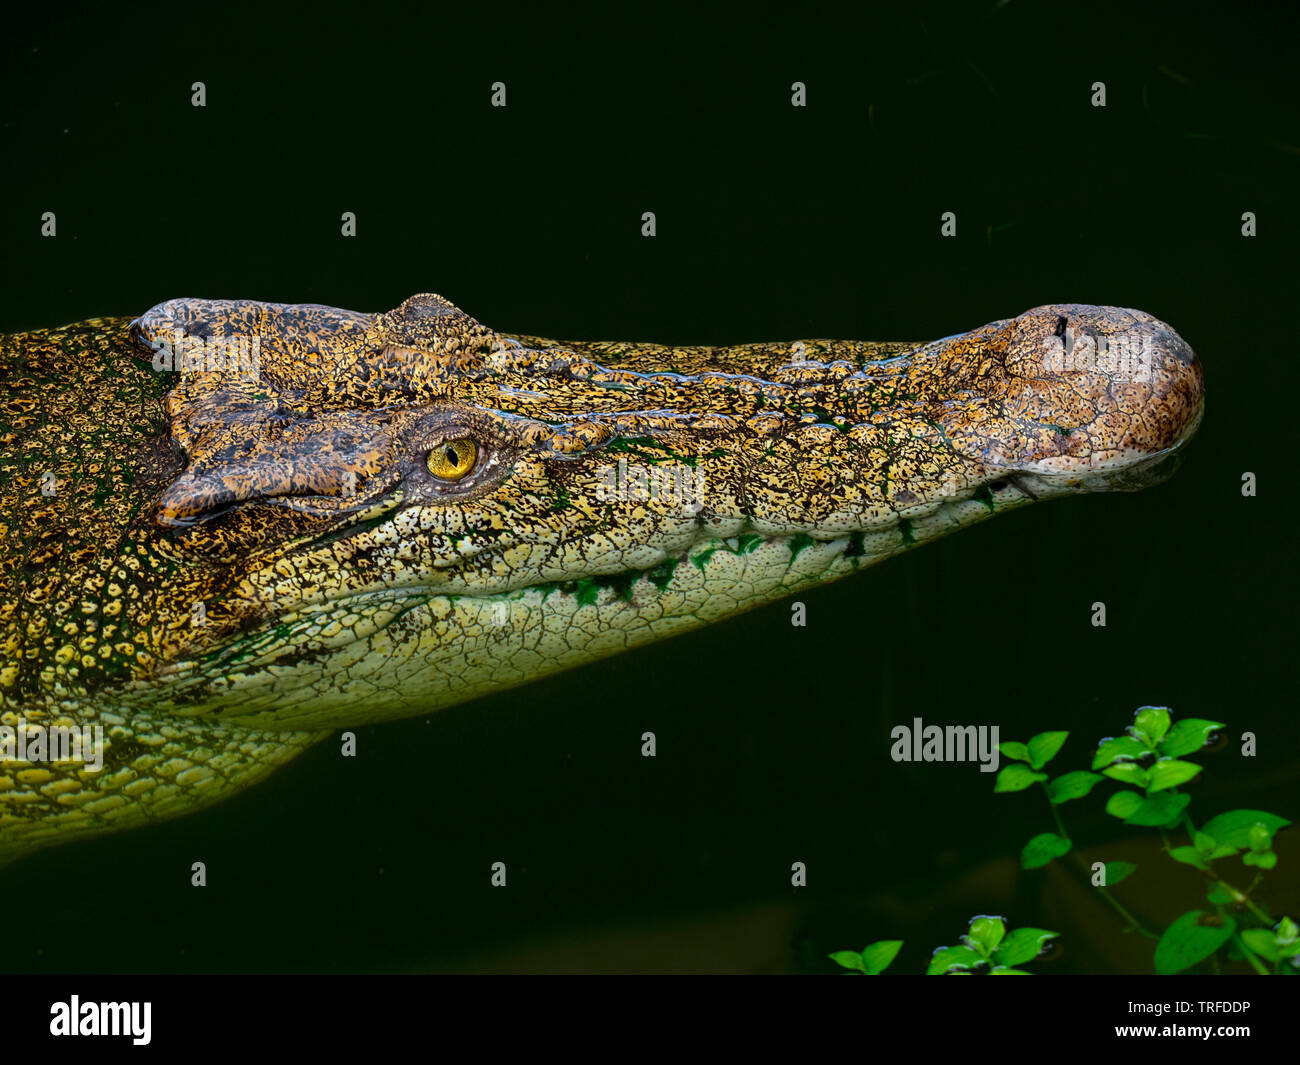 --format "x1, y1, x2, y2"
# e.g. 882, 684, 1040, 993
1, 0, 1296, 973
